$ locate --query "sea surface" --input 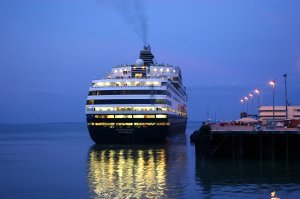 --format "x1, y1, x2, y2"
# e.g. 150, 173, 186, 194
0, 122, 300, 199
